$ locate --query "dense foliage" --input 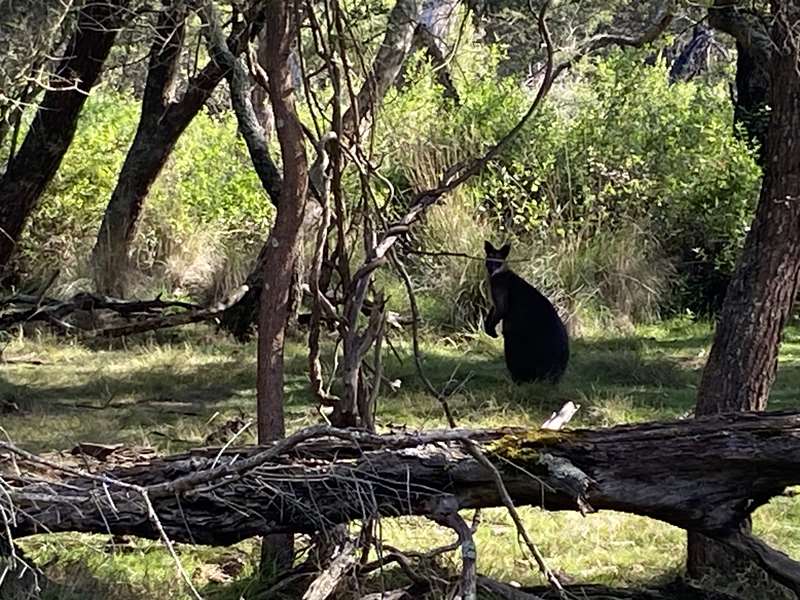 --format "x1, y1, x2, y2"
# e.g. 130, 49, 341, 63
379, 41, 760, 326
19, 89, 271, 299
12, 16, 761, 324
